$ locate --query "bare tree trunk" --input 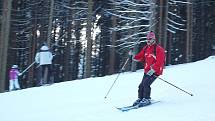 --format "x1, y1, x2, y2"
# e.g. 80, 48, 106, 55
109, 16, 116, 75
0, 0, 12, 92
47, 0, 54, 46
64, 11, 73, 81
158, 0, 168, 49
167, 33, 172, 64
186, 0, 193, 63
84, 0, 93, 78
29, 9, 38, 86
163, 0, 168, 50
